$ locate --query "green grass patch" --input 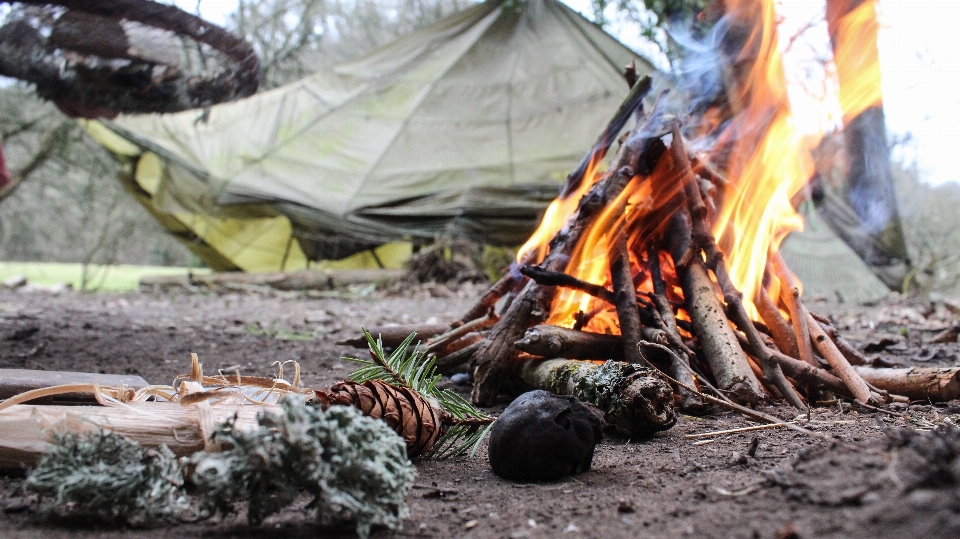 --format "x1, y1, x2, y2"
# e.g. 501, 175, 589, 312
0, 262, 210, 292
